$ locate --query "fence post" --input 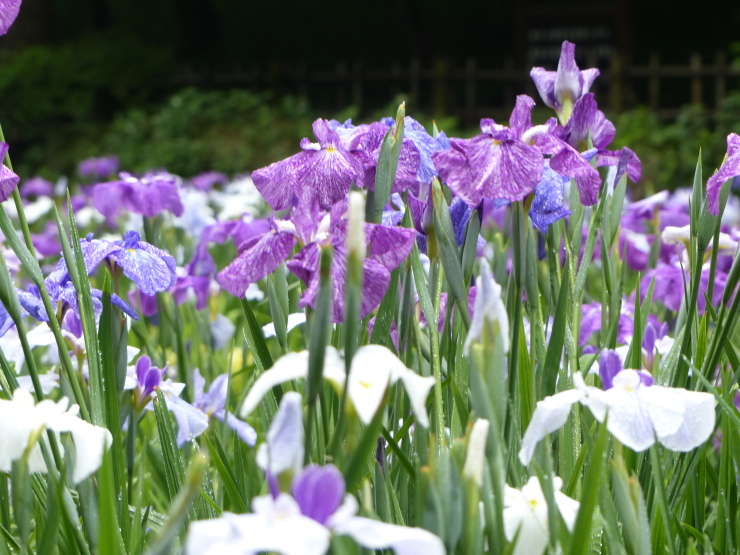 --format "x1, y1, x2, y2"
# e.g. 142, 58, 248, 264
690, 53, 702, 106
465, 58, 477, 129
715, 50, 726, 110
648, 52, 660, 111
